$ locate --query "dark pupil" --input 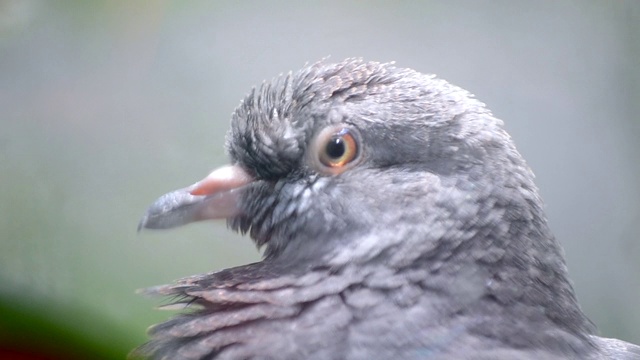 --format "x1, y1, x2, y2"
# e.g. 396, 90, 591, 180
325, 136, 345, 159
